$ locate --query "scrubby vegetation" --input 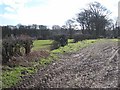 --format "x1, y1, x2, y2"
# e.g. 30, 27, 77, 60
51, 34, 68, 50
2, 35, 33, 64
73, 34, 100, 43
